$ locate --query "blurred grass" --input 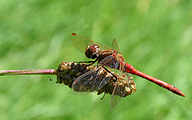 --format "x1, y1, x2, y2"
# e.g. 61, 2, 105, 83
0, 0, 192, 119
